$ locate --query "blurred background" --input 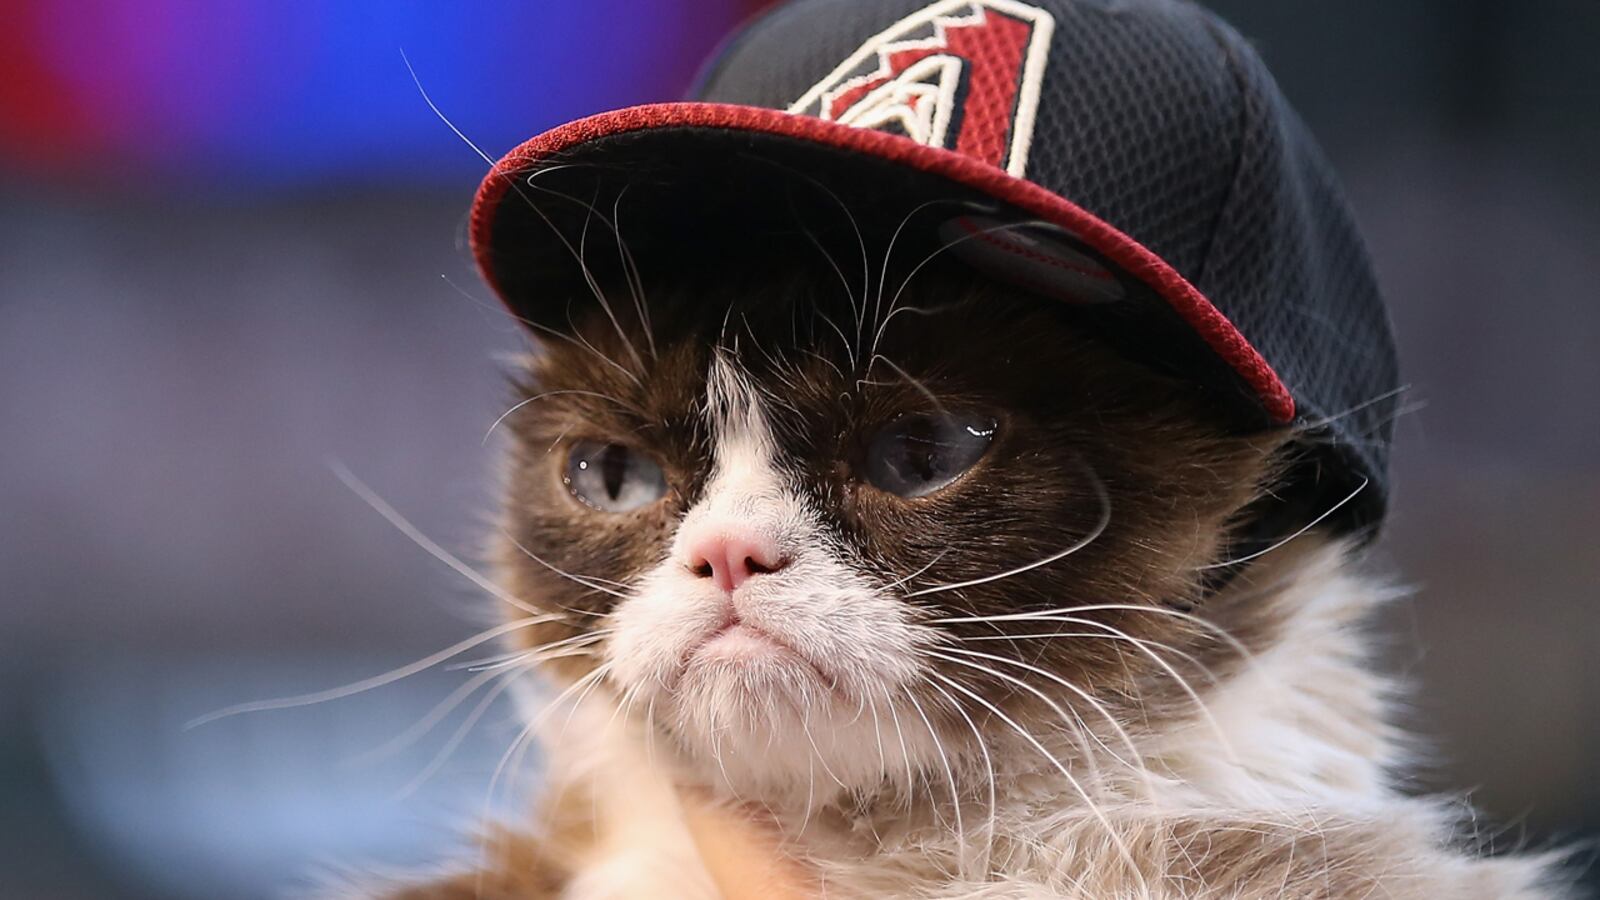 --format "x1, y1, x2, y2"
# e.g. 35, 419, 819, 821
1, 0, 1595, 896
